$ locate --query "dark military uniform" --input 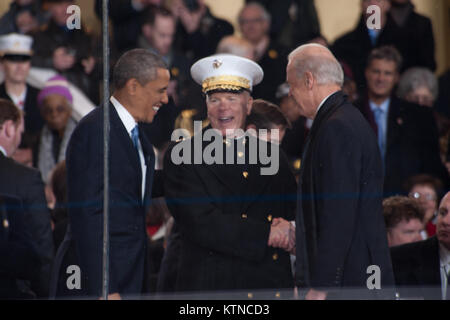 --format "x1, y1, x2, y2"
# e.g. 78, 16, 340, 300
252, 42, 288, 104
163, 130, 296, 295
